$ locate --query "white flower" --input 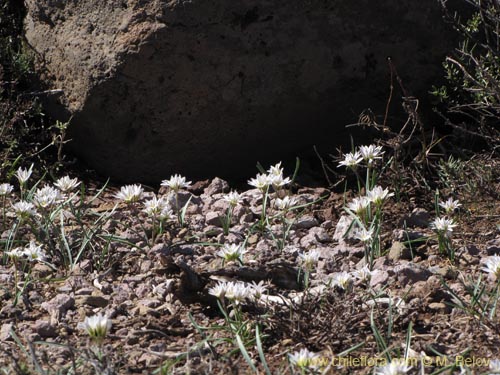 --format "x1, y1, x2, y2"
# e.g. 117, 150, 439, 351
143, 196, 170, 217
223, 191, 242, 207
12, 201, 37, 219
268, 162, 284, 177
359, 144, 384, 164
439, 197, 461, 214
161, 174, 191, 192
211, 281, 252, 305
482, 256, 500, 279
5, 247, 25, 259
298, 249, 321, 271
216, 243, 246, 263
331, 272, 353, 290
22, 241, 46, 262
6, 241, 45, 262
54, 176, 80, 192
430, 217, 457, 237
115, 184, 143, 203
355, 227, 374, 243
15, 164, 33, 185
347, 196, 370, 215
489, 359, 500, 374
0, 183, 14, 196
33, 186, 63, 209
78, 314, 112, 342
352, 265, 374, 282
268, 174, 291, 188
376, 360, 412, 375
158, 206, 175, 221
249, 280, 268, 300
274, 196, 297, 211
288, 348, 319, 369
248, 173, 271, 191
338, 151, 363, 169
367, 186, 394, 206
225, 282, 251, 305
208, 282, 227, 299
